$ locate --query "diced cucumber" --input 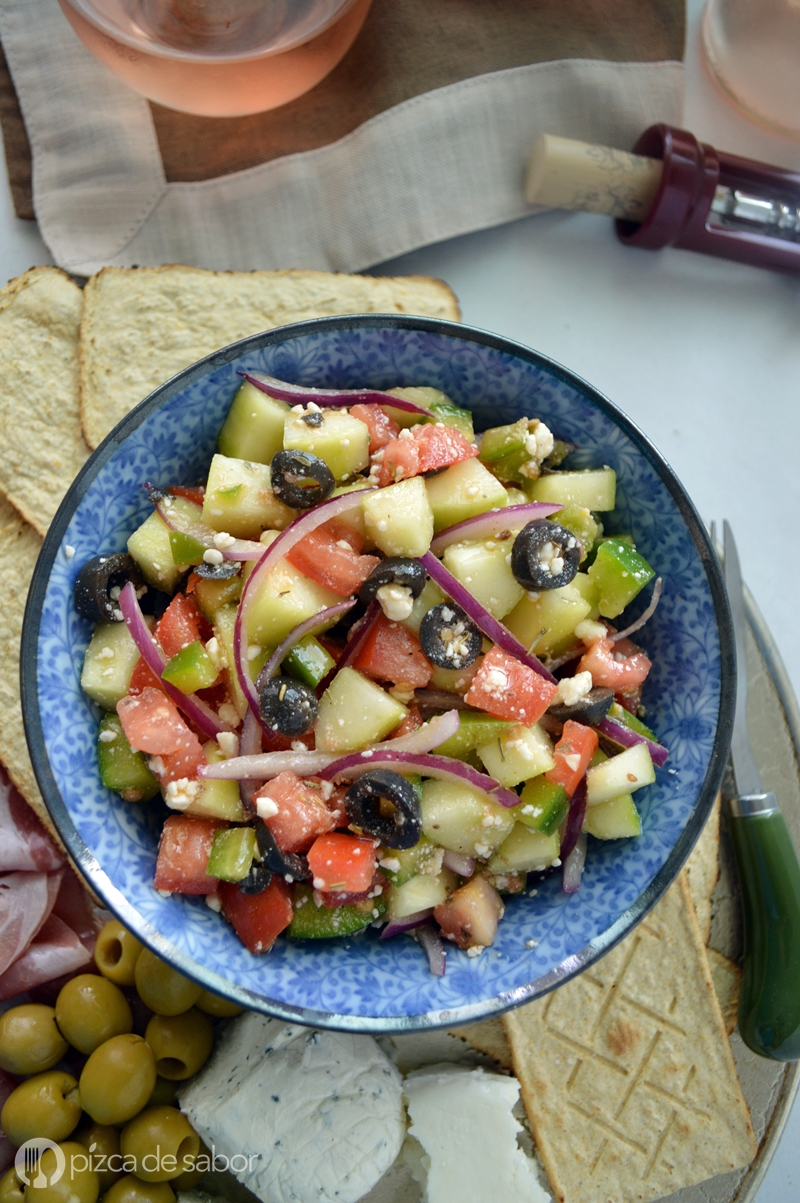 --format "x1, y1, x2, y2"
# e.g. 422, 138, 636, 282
479, 417, 530, 481
377, 836, 443, 886
330, 482, 372, 546
161, 640, 218, 694
428, 659, 483, 695
586, 743, 655, 806
513, 776, 569, 836
287, 886, 386, 939
212, 604, 248, 720
504, 582, 592, 657
587, 537, 655, 619
486, 824, 560, 874
607, 702, 657, 742
428, 401, 474, 441
401, 578, 446, 636
420, 779, 515, 857
569, 572, 601, 621
315, 668, 407, 754
217, 381, 290, 465
97, 715, 159, 802
386, 869, 458, 919
583, 794, 641, 839
362, 476, 434, 558
246, 560, 342, 651
186, 742, 248, 822
442, 537, 523, 620
477, 722, 554, 788
192, 572, 243, 622
550, 505, 603, 561
283, 409, 370, 482
206, 827, 258, 882
128, 511, 184, 593
283, 635, 336, 689
525, 468, 616, 511
434, 713, 515, 762
81, 620, 143, 711
424, 459, 508, 532
202, 454, 293, 540
385, 387, 450, 429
